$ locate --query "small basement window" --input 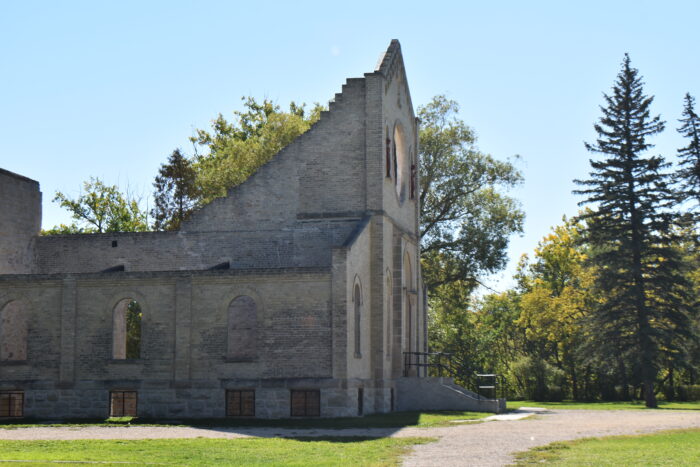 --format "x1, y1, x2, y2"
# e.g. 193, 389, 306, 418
290, 389, 320, 417
0, 391, 24, 417
226, 389, 255, 417
110, 390, 137, 417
